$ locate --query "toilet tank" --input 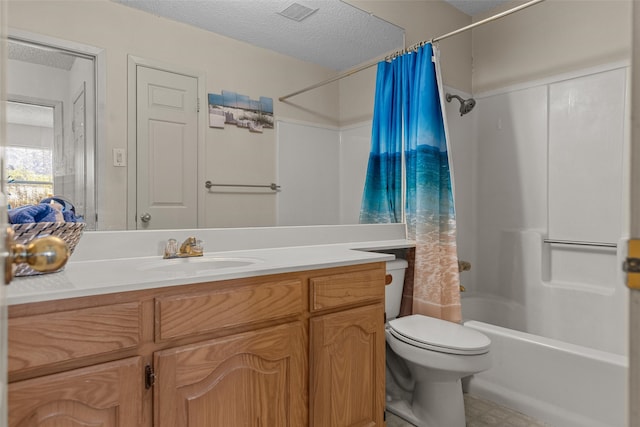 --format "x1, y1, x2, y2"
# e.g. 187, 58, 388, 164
385, 258, 408, 320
